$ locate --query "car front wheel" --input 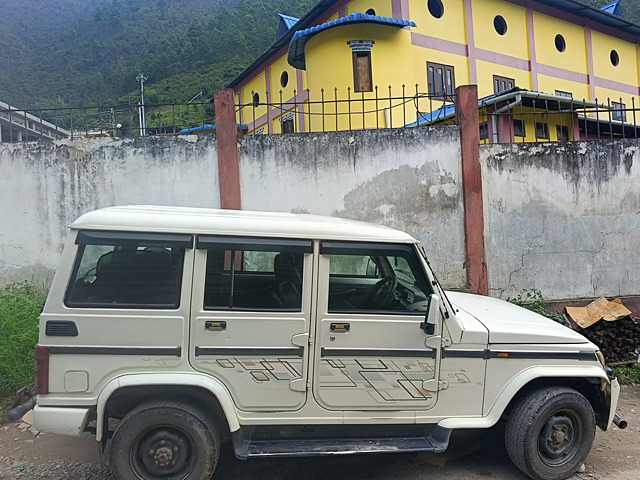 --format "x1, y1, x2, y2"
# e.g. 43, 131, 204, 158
505, 387, 596, 480
109, 401, 220, 480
